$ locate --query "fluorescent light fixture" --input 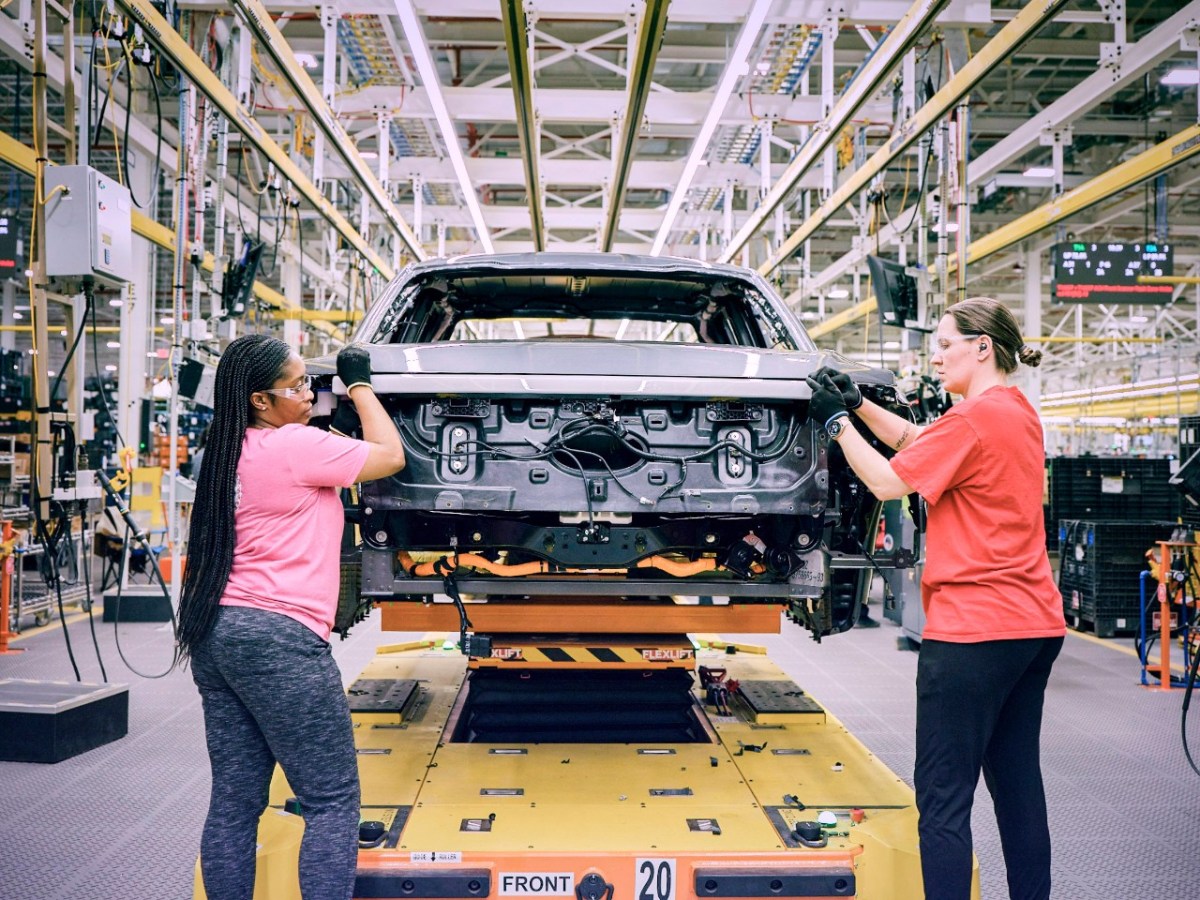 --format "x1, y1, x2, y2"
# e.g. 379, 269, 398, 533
883, 341, 900, 349
11, 312, 21, 320
1022, 166, 1055, 178
358, 151, 378, 160
46, 370, 55, 377
799, 311, 820, 320
1162, 68, 1199, 87
108, 298, 123, 307
827, 288, 850, 299
106, 341, 121, 349
394, 0, 494, 253
942, 222, 959, 233
293, 52, 318, 69
59, 329, 68, 337
1129, 314, 1149, 323
104, 364, 117, 372
651, 0, 772, 255
161, 316, 175, 325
